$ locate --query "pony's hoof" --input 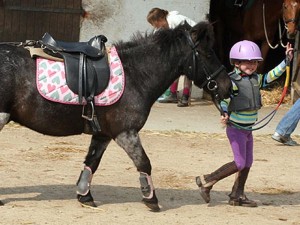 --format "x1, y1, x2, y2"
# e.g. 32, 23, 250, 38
77, 192, 96, 208
142, 199, 160, 212
142, 195, 160, 212
0, 200, 4, 206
